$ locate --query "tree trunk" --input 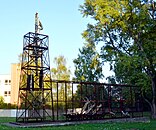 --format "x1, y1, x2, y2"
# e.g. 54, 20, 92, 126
150, 76, 156, 119
151, 101, 156, 118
